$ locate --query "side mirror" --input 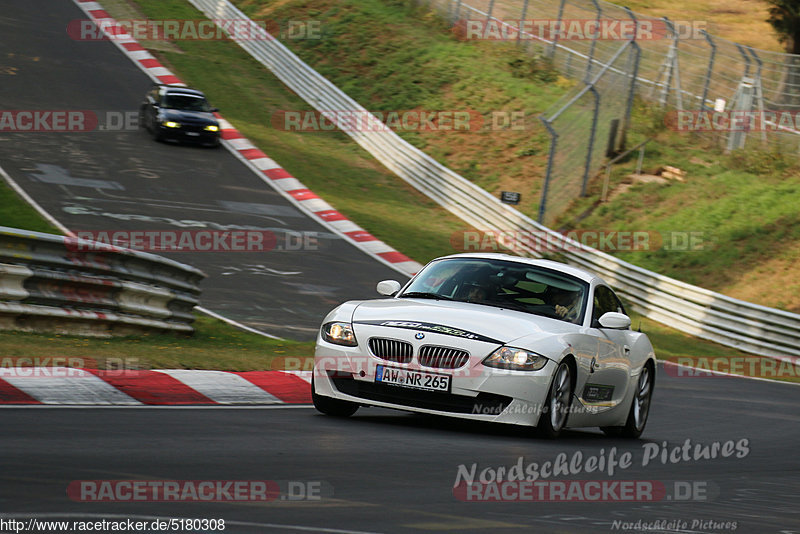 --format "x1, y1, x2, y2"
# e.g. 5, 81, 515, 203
377, 280, 402, 297
598, 311, 631, 329
210, 107, 220, 113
